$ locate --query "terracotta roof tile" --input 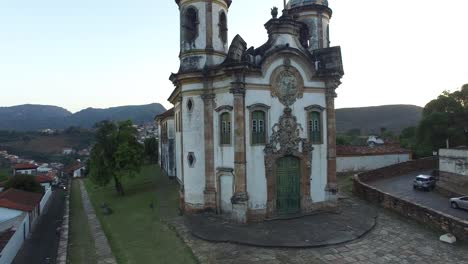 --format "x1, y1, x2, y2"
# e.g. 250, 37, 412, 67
155, 108, 174, 121
14, 163, 38, 170
337, 145, 411, 157
36, 174, 54, 183
0, 189, 42, 212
